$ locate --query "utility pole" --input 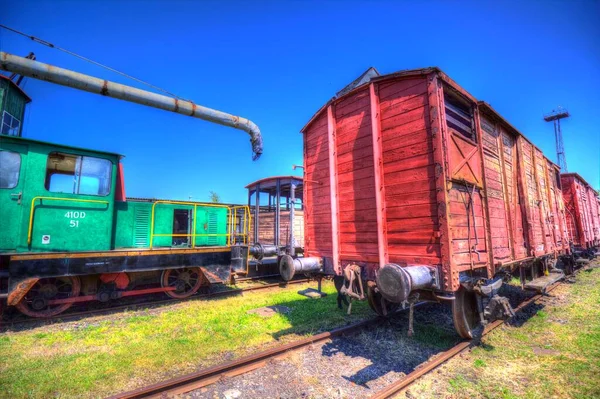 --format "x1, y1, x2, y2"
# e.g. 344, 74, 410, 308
544, 107, 570, 172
